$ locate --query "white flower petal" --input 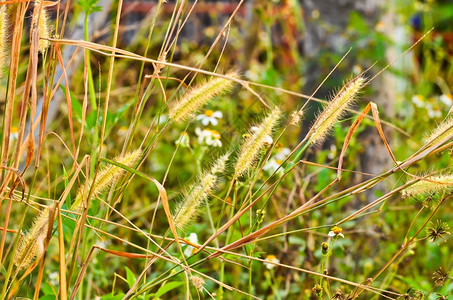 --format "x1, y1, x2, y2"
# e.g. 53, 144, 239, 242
202, 118, 210, 126
210, 118, 218, 126
338, 233, 345, 238
212, 111, 223, 118
328, 231, 335, 237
